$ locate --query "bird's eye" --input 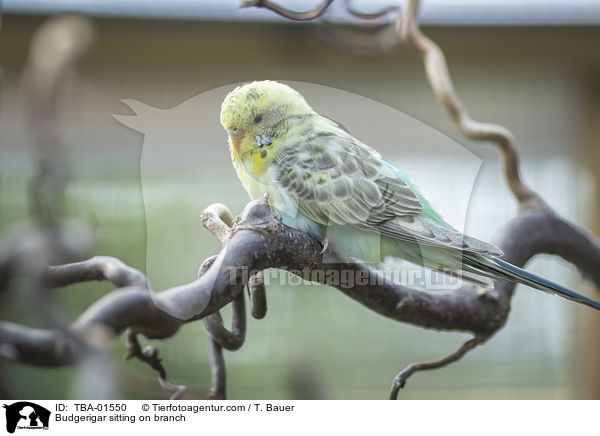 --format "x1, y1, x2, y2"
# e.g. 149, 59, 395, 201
254, 115, 263, 123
